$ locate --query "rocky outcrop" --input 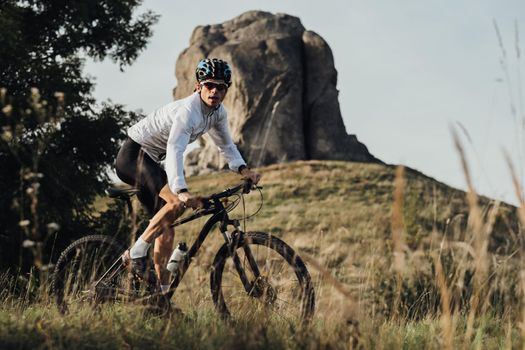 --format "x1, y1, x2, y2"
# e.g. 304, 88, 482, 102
173, 11, 379, 174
